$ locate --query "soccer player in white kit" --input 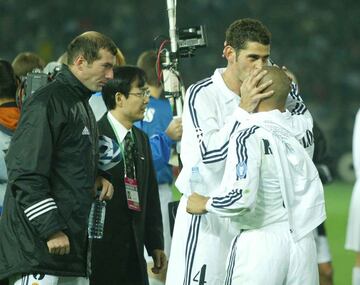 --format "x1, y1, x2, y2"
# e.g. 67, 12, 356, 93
166, 19, 313, 285
345, 108, 360, 285
187, 66, 326, 285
